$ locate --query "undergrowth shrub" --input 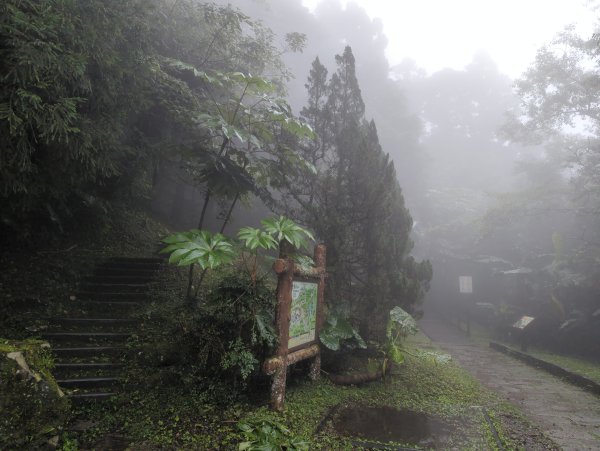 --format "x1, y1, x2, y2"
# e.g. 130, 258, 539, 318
136, 265, 276, 399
